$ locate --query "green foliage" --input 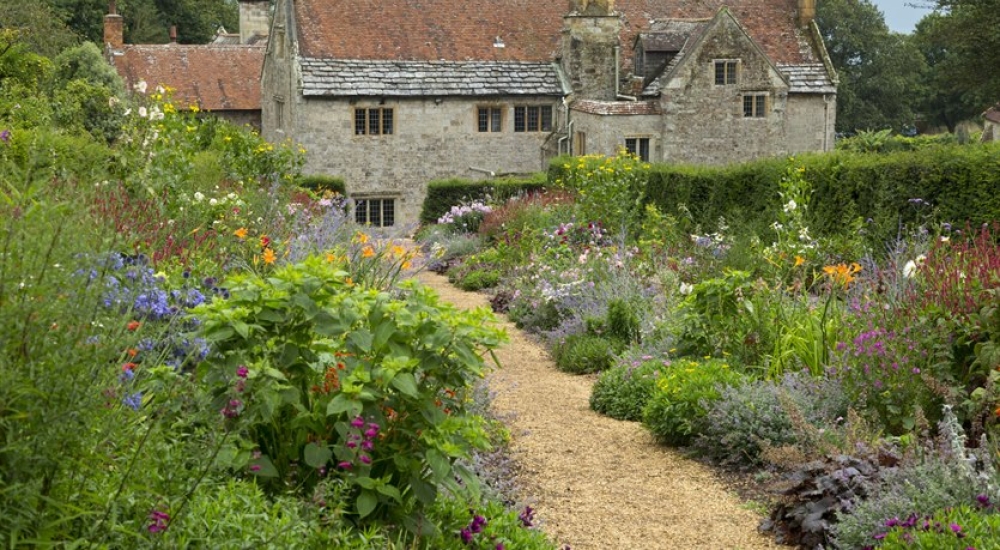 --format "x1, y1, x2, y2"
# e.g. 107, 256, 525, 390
193, 256, 507, 529
878, 505, 1000, 550
816, 0, 926, 132
420, 175, 547, 226
51, 41, 124, 93
605, 298, 642, 345
556, 151, 649, 239
590, 359, 666, 421
673, 270, 756, 360
552, 333, 620, 374
425, 498, 555, 550
297, 174, 347, 195
642, 358, 744, 446
455, 268, 500, 291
